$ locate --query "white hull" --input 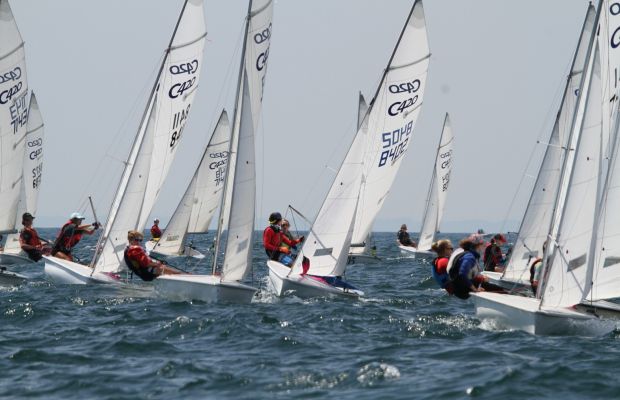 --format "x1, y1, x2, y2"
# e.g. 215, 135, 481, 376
146, 240, 205, 260
399, 245, 434, 258
267, 260, 363, 299
43, 256, 121, 285
472, 292, 615, 336
0, 269, 28, 286
154, 274, 256, 303
0, 252, 35, 266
